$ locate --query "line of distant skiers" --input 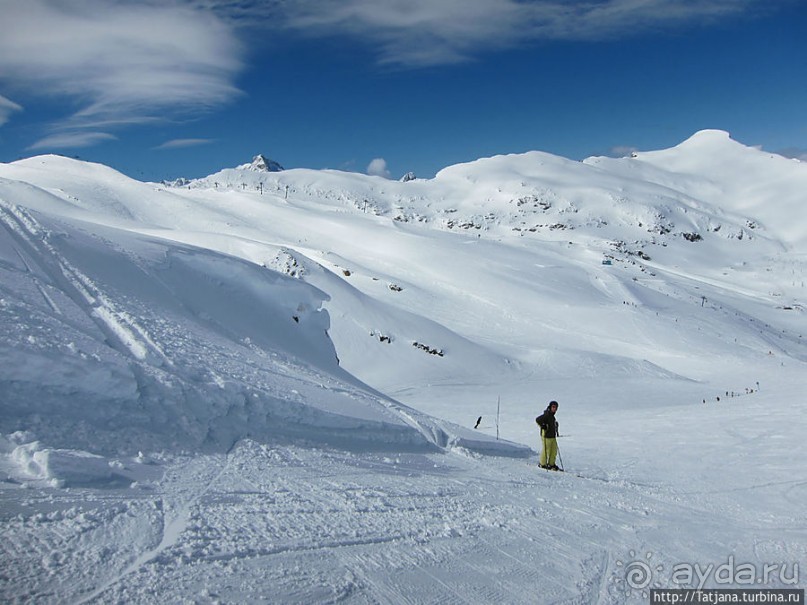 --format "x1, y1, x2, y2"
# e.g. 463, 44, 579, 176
704, 381, 760, 403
